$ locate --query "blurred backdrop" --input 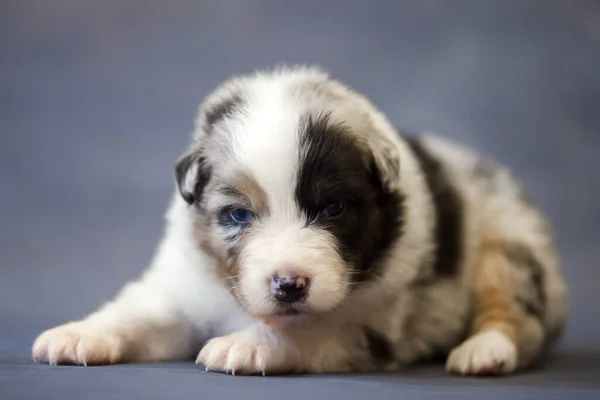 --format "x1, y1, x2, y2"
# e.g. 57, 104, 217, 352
1, 0, 599, 359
